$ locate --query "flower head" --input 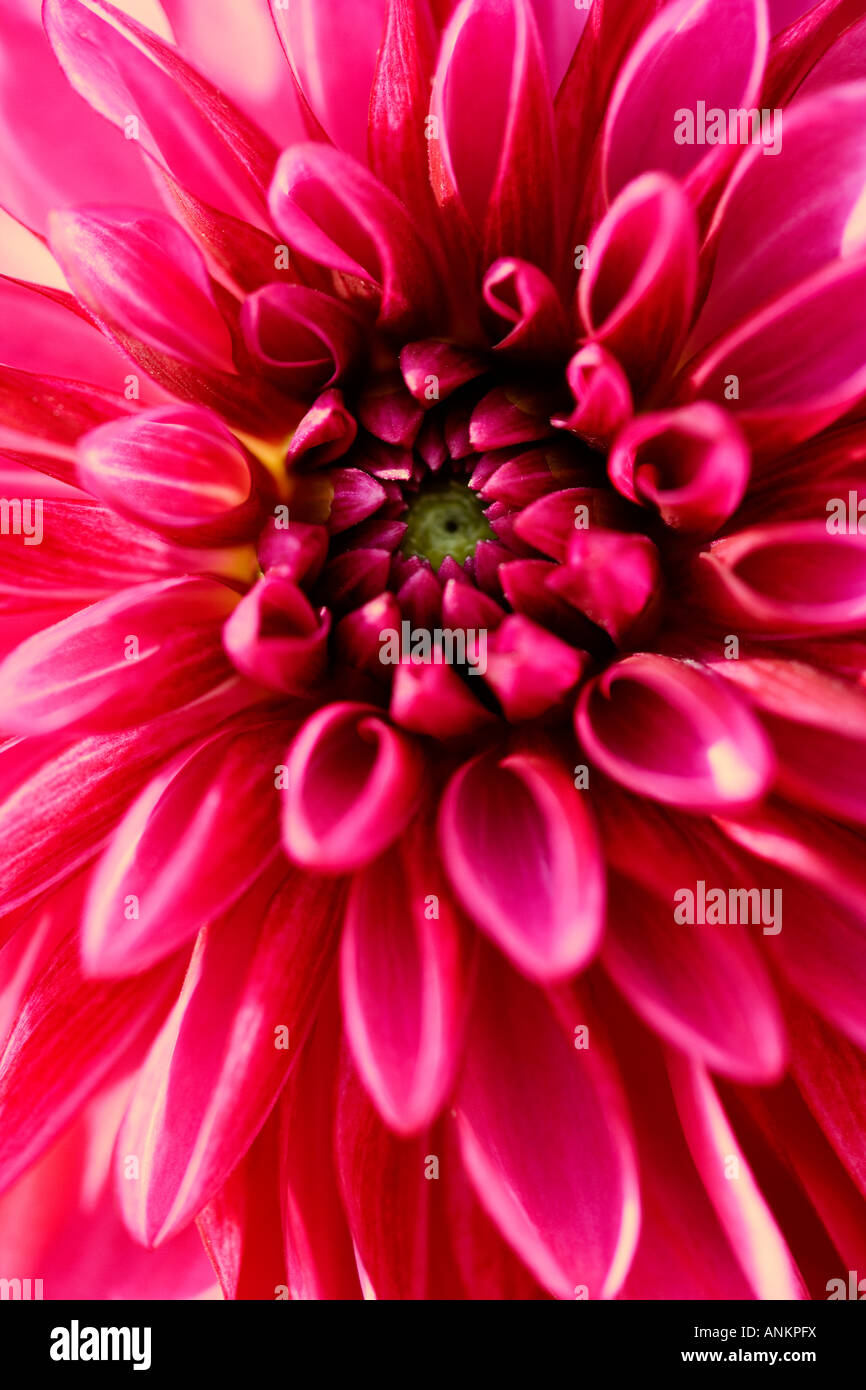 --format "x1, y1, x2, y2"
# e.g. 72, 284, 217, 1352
2, 0, 866, 1300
